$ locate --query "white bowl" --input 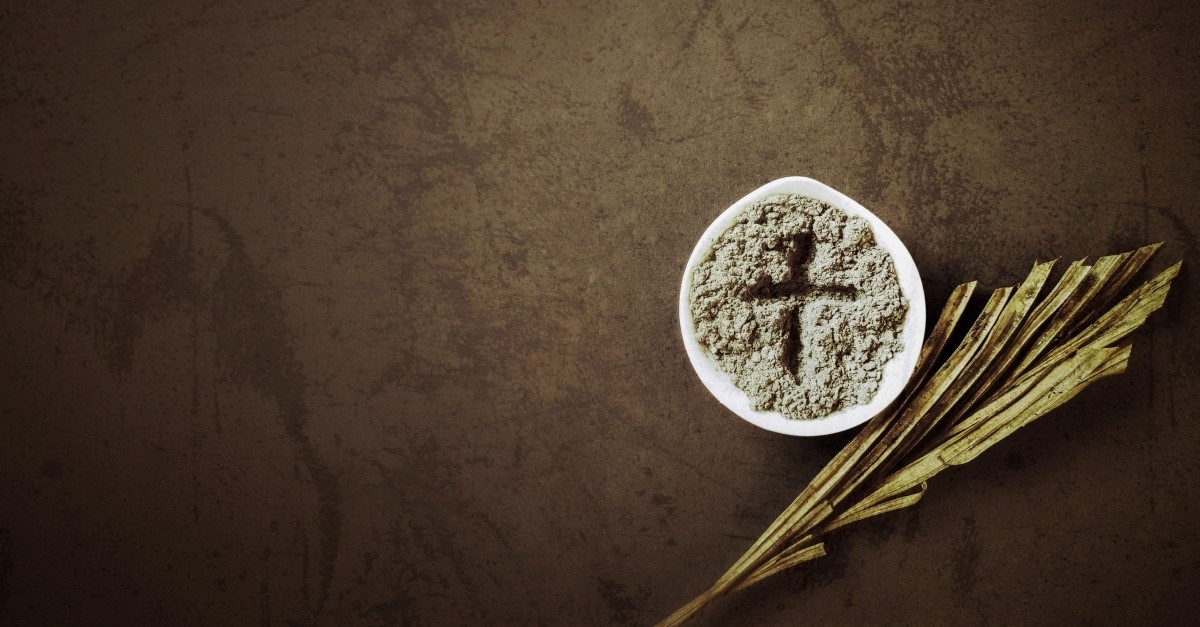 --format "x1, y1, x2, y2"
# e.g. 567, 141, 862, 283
679, 177, 926, 436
